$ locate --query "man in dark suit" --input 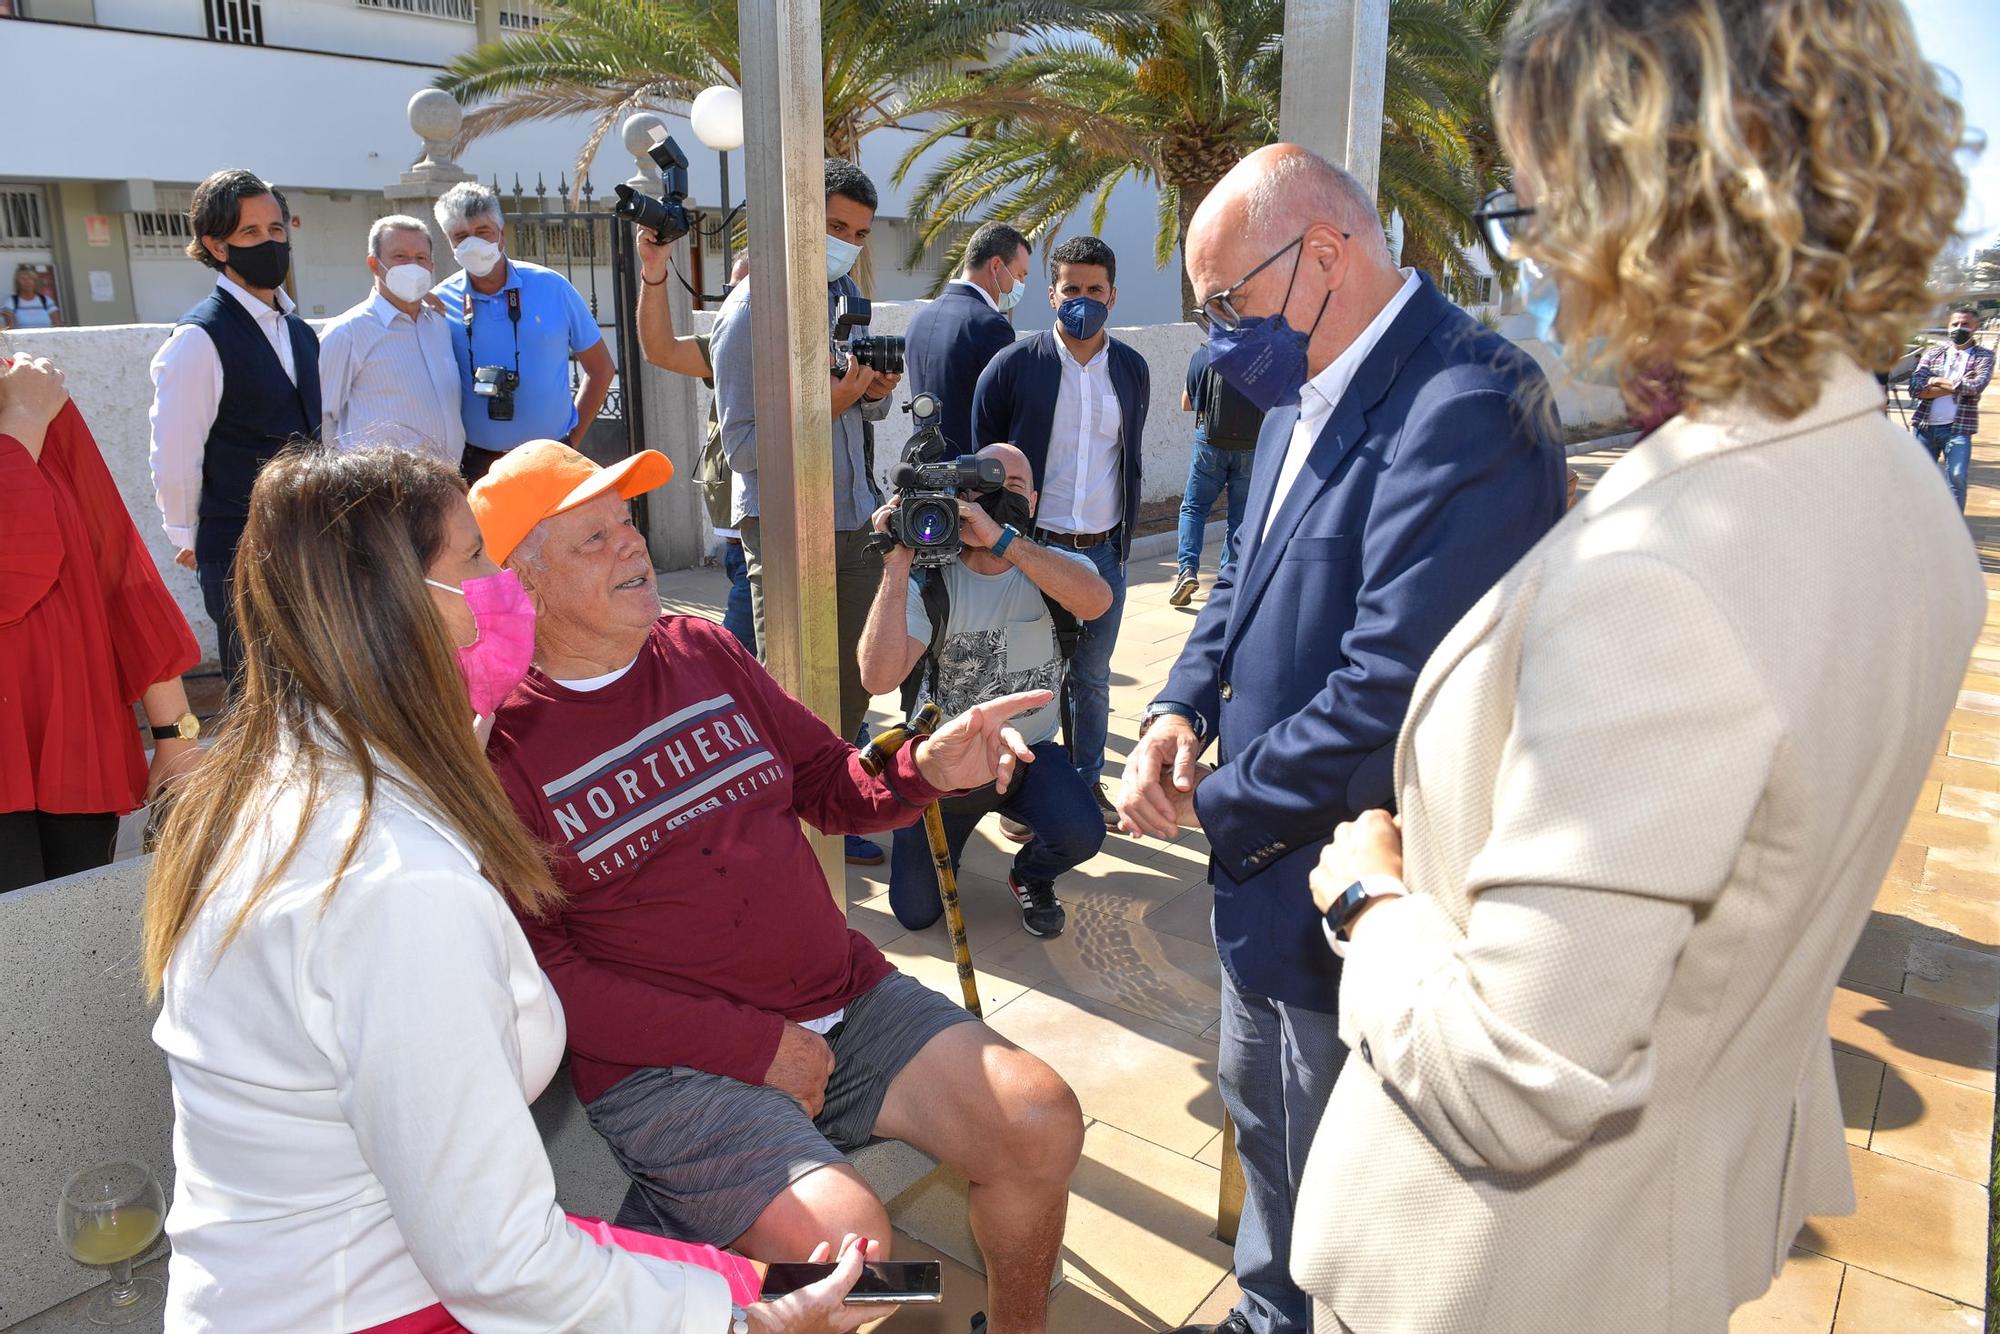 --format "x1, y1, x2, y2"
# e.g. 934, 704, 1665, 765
972, 236, 1151, 826
1118, 145, 1565, 1334
905, 221, 1030, 454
